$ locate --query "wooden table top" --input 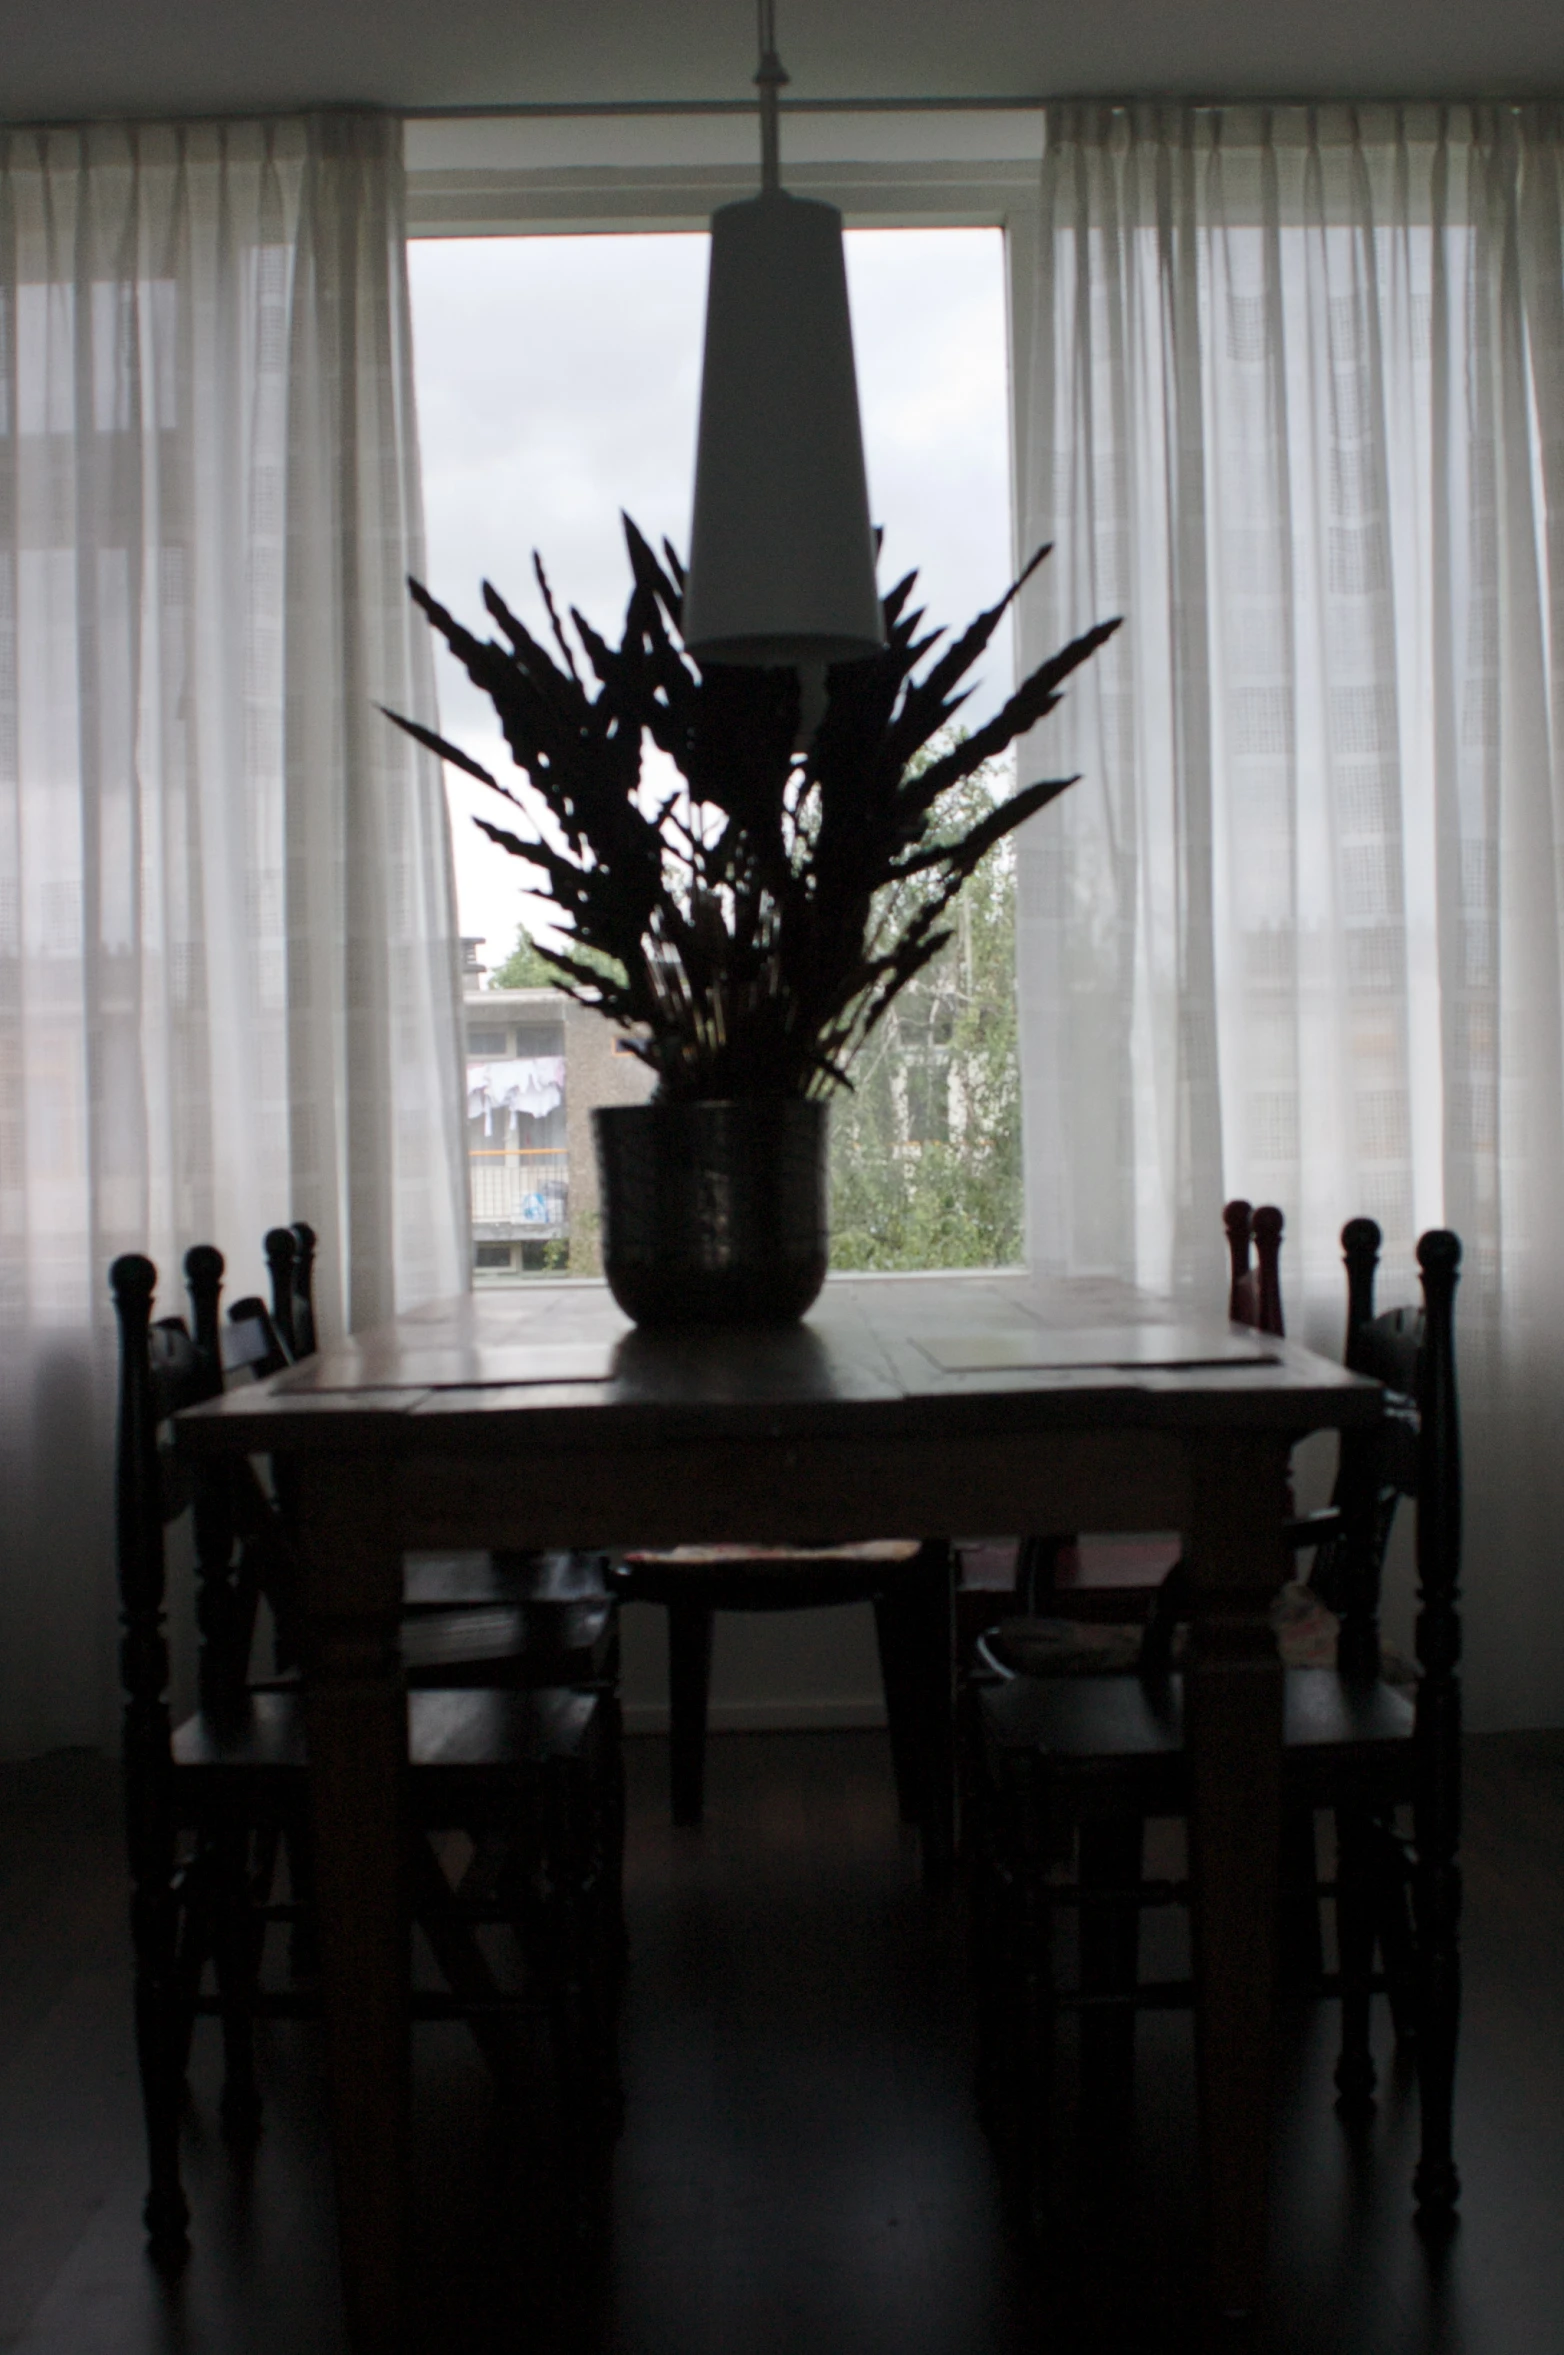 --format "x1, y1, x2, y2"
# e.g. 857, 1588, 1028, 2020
176, 1269, 1379, 1462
